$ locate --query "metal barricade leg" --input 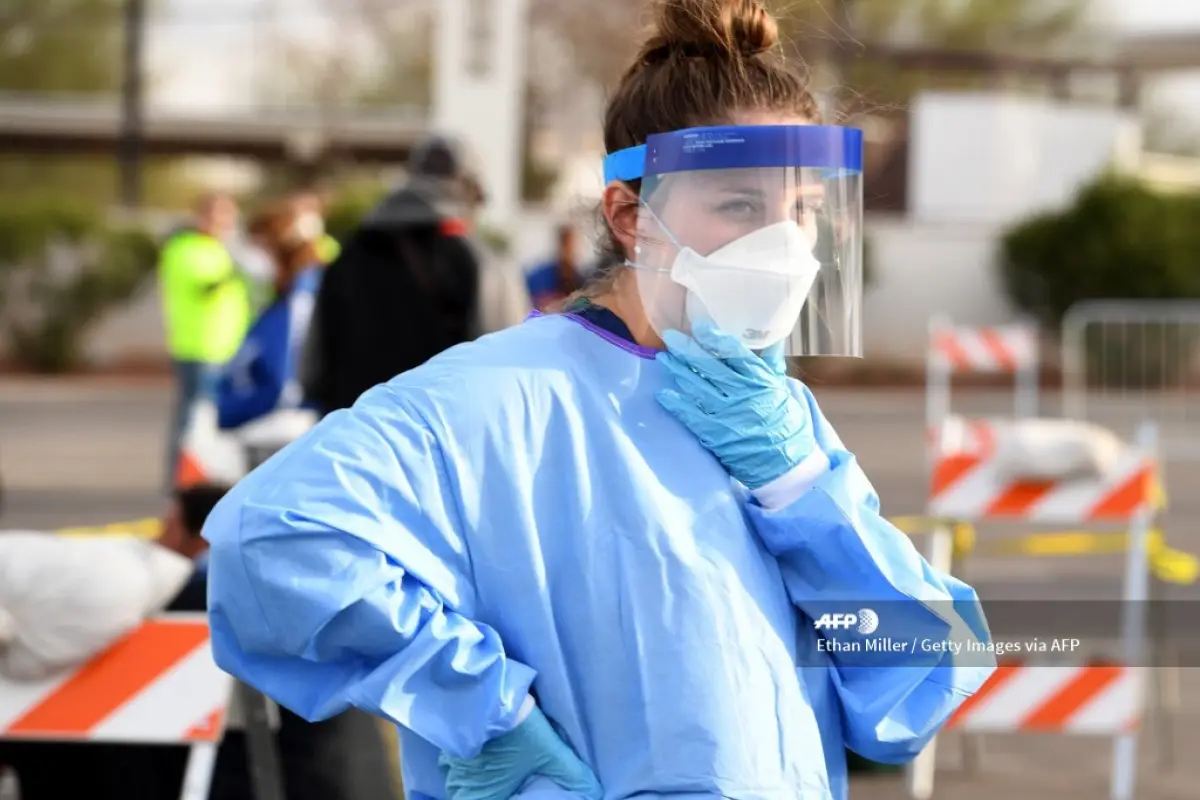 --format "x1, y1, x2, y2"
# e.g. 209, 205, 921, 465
1148, 573, 1176, 771
180, 742, 219, 800
238, 682, 286, 800
1109, 422, 1157, 800
0, 767, 17, 800
948, 527, 985, 776
1156, 659, 1182, 771
906, 525, 955, 800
